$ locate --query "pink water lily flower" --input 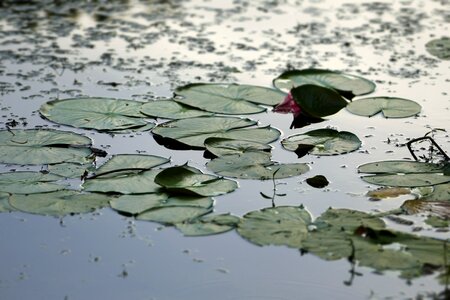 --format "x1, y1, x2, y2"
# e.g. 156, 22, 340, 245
273, 92, 301, 117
